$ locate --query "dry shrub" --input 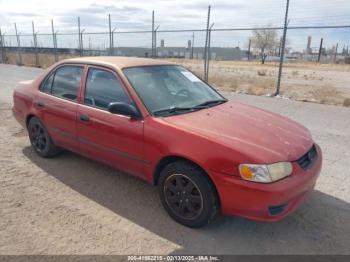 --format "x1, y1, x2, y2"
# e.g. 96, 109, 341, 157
257, 69, 267, 76
343, 98, 350, 107
209, 73, 238, 91
282, 85, 346, 106
4, 52, 76, 68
